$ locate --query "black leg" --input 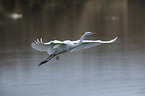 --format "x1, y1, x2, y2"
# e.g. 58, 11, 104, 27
45, 54, 56, 62
38, 54, 56, 67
